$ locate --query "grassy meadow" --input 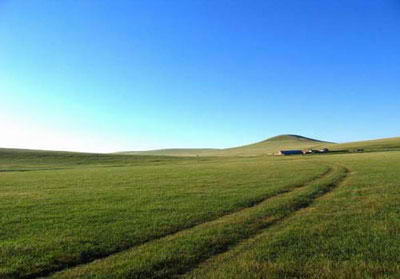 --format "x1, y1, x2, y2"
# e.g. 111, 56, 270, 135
1, 137, 400, 278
